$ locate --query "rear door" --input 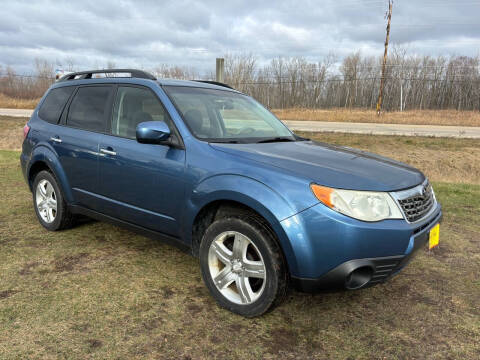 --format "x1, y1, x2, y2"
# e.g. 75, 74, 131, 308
53, 85, 114, 209
97, 85, 186, 236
